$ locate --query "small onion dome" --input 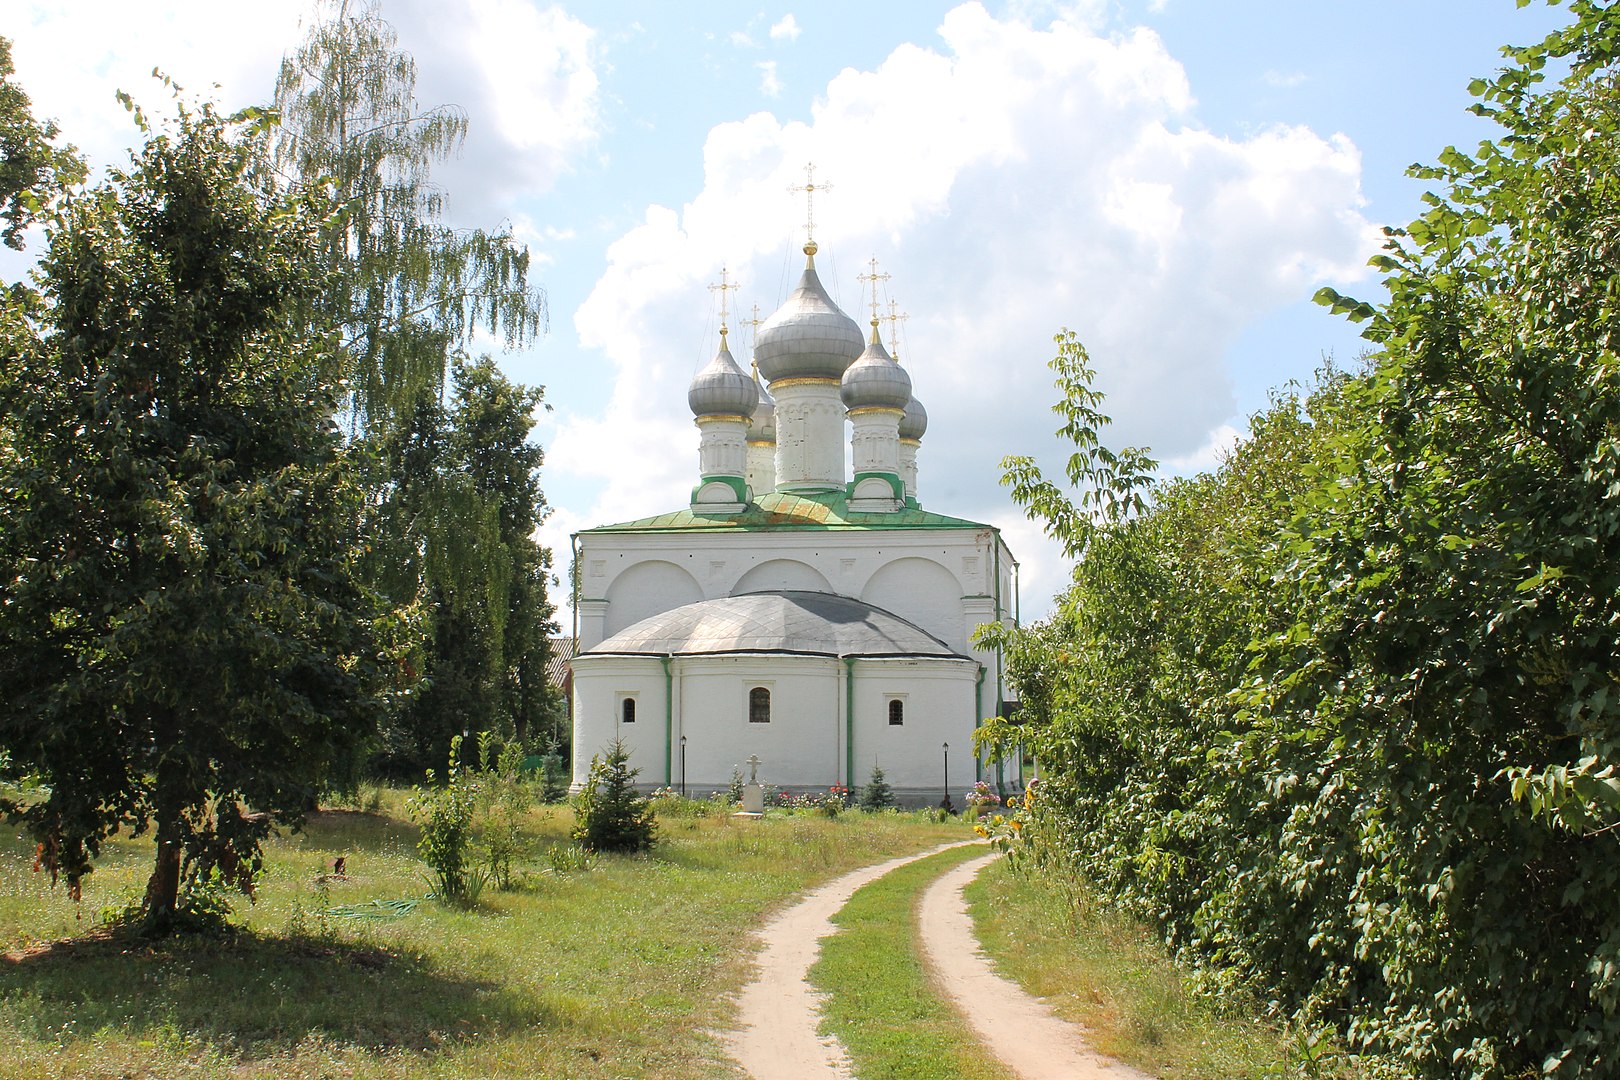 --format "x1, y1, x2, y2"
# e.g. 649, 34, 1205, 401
688, 331, 759, 418
748, 367, 777, 441
840, 322, 912, 410
900, 392, 928, 441
755, 245, 864, 383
